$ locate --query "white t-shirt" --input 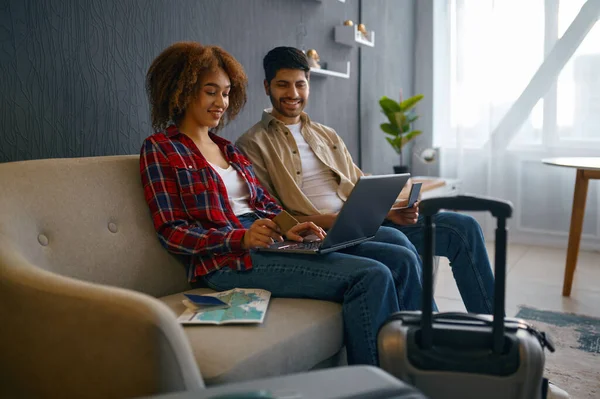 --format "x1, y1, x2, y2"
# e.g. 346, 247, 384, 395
287, 123, 344, 214
208, 161, 254, 216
